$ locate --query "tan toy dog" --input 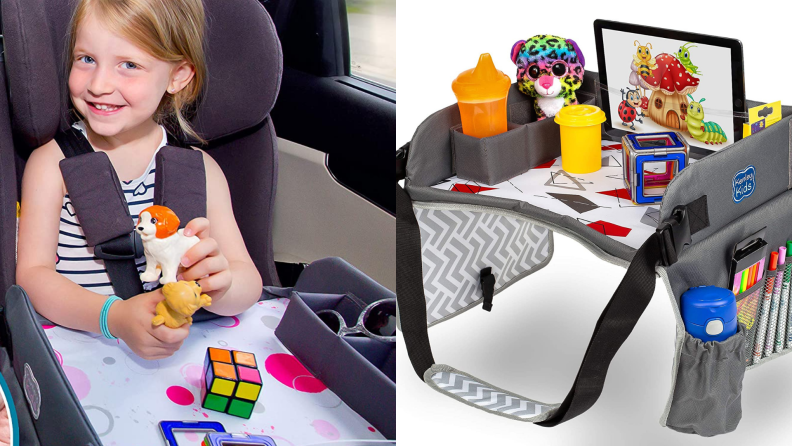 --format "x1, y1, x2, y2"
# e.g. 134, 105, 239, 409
152, 280, 212, 328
